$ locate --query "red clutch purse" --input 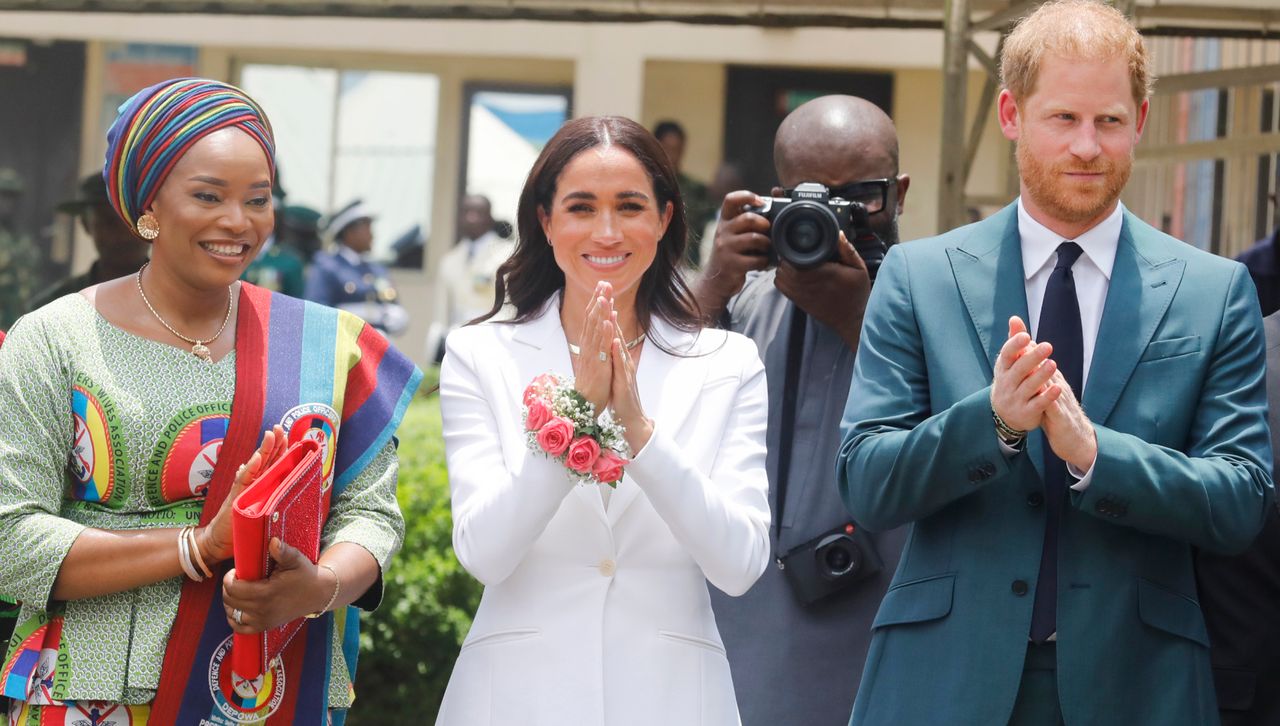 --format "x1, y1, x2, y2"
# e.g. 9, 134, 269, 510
230, 438, 325, 680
